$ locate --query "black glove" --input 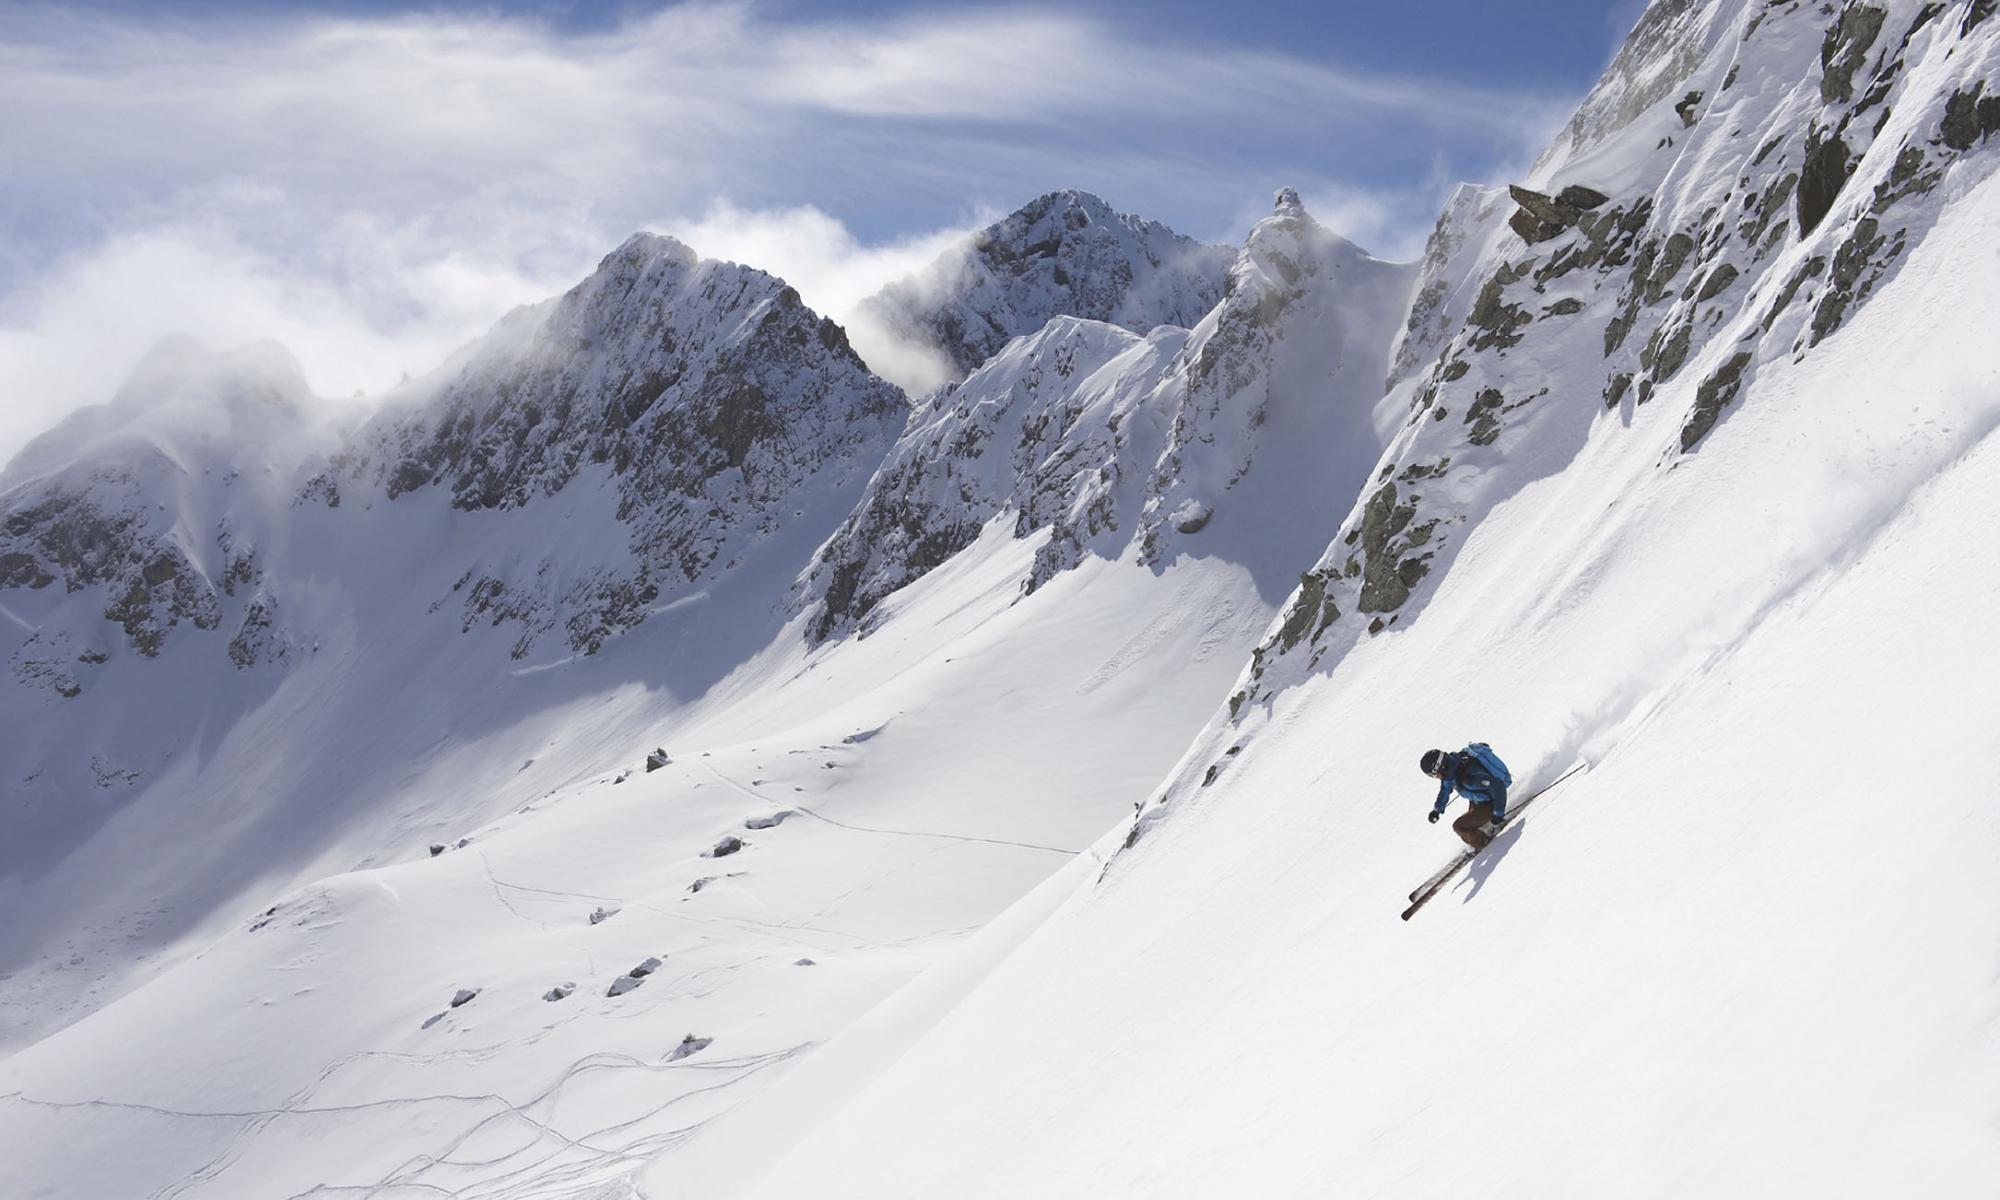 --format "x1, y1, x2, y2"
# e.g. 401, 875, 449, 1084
1427, 811, 1439, 824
